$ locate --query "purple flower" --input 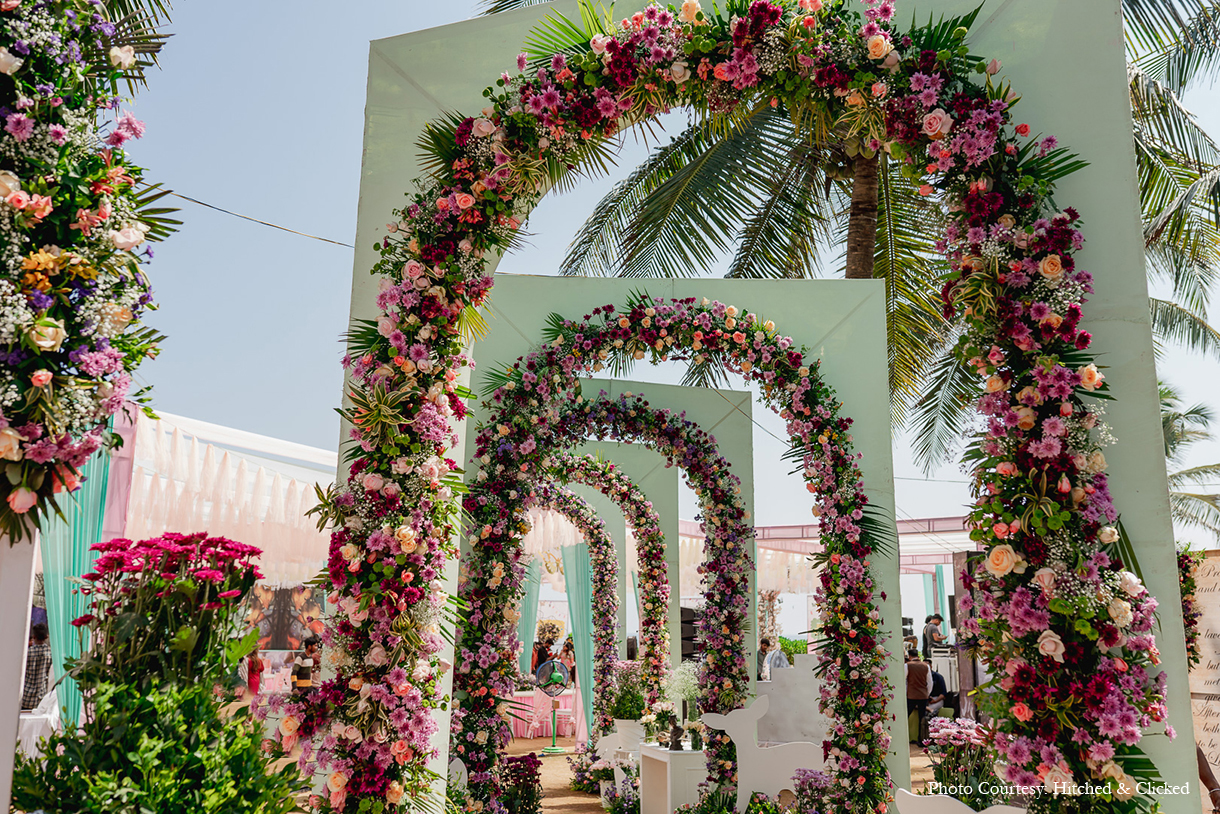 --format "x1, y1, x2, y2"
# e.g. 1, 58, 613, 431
5, 113, 34, 141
